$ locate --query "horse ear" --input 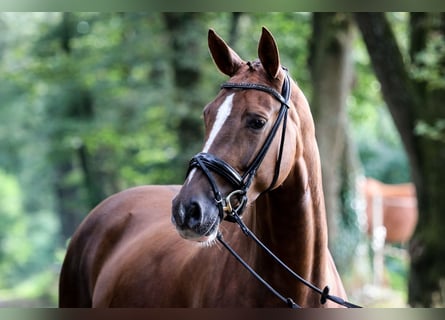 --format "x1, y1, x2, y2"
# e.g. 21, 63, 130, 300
208, 29, 243, 77
258, 27, 280, 79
